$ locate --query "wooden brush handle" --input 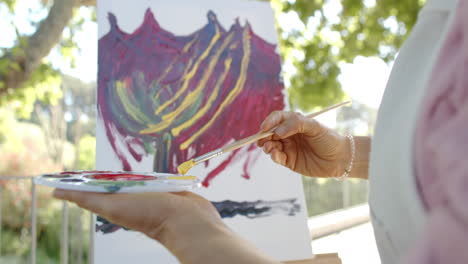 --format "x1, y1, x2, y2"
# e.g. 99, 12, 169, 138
222, 130, 274, 153
221, 101, 351, 154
